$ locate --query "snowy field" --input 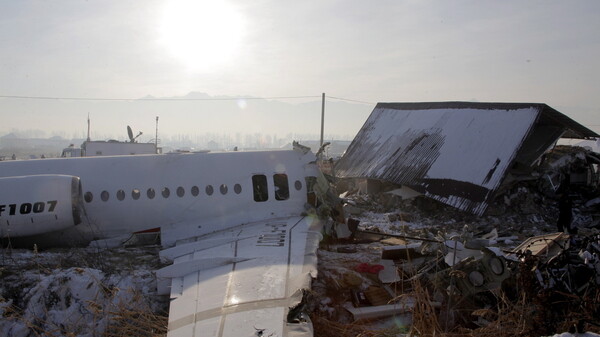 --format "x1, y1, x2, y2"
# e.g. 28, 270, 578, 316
0, 246, 168, 337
